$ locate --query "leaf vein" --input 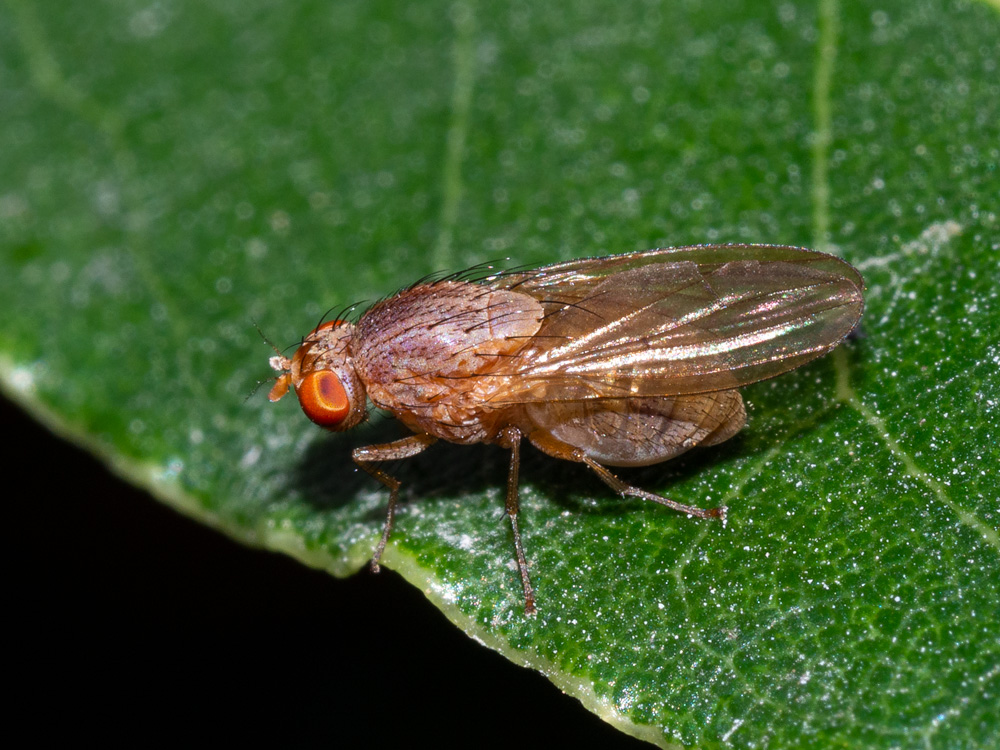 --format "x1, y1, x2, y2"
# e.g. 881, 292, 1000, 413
433, 1, 478, 268
833, 349, 1000, 553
